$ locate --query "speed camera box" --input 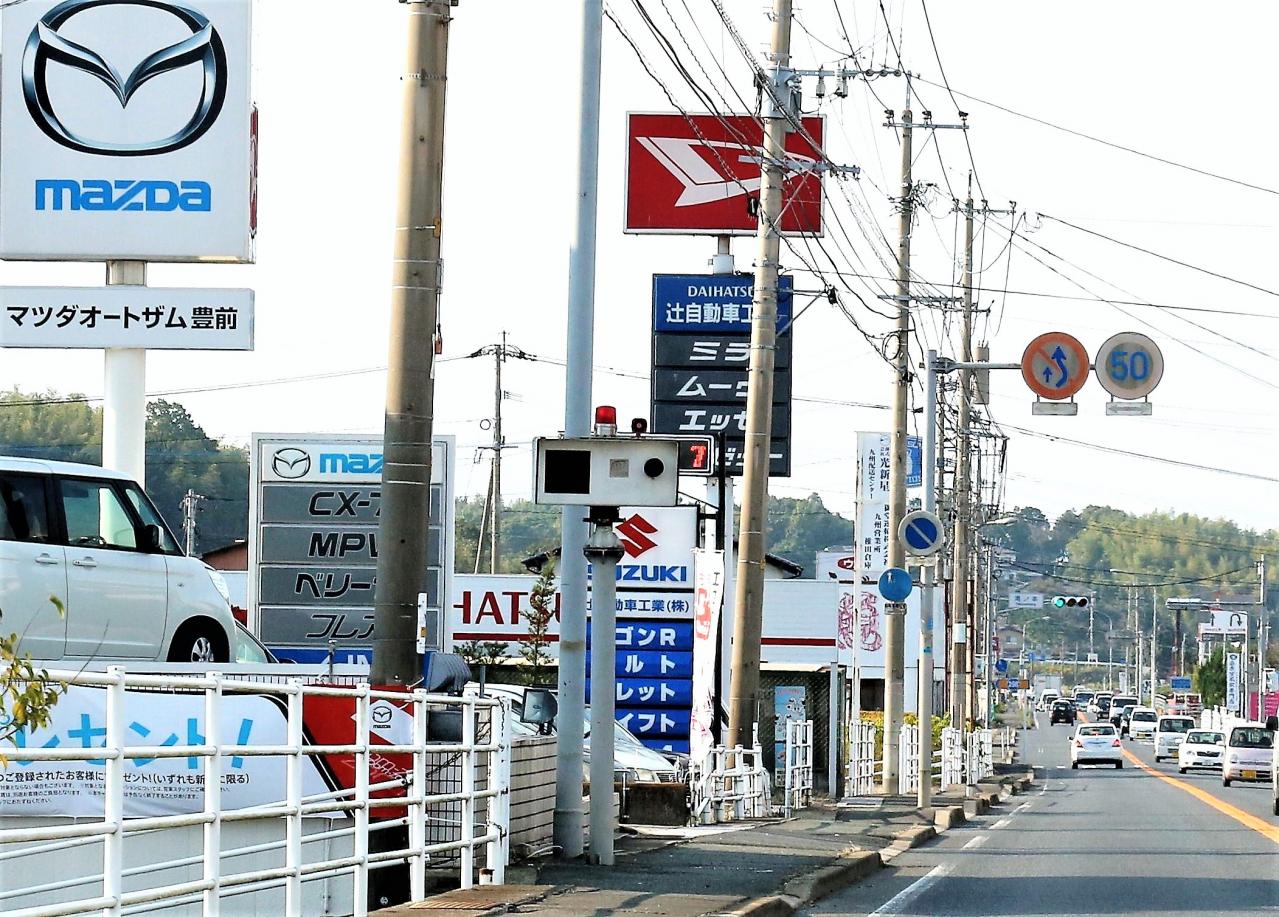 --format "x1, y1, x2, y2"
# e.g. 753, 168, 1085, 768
534, 436, 680, 507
